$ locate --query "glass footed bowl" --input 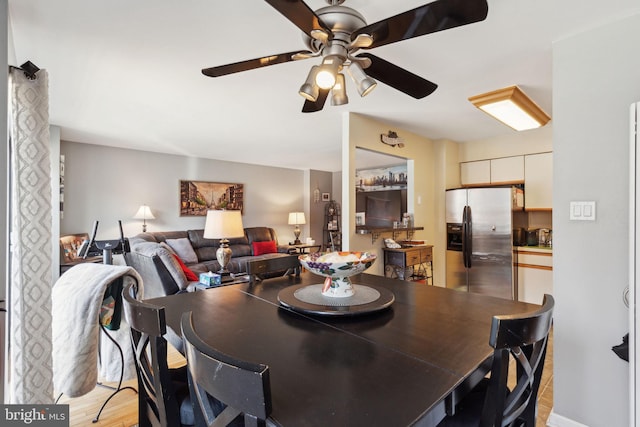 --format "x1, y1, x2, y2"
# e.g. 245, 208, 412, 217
298, 251, 377, 298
